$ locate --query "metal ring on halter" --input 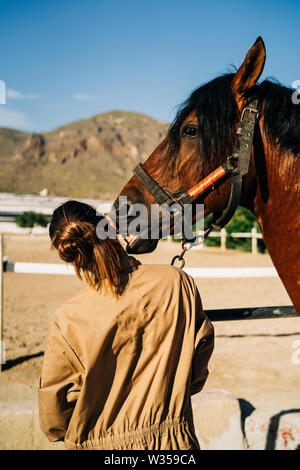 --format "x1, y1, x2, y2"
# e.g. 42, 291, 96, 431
171, 255, 186, 269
